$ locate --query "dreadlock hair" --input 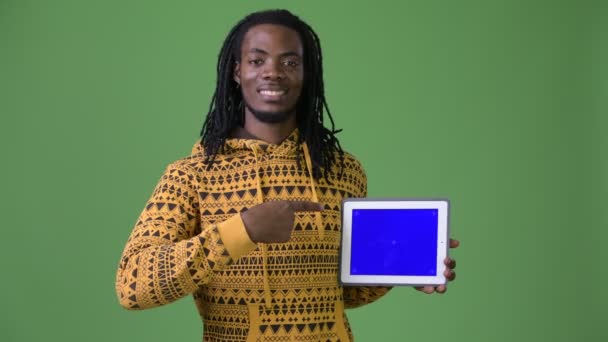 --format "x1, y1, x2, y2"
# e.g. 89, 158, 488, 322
199, 9, 345, 182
